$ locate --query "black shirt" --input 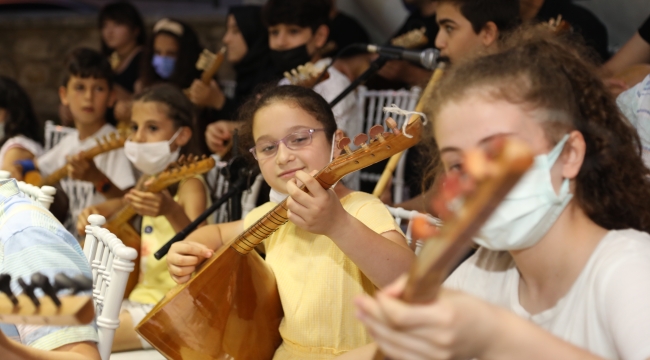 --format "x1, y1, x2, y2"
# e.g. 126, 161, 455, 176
536, 0, 609, 61
639, 15, 650, 45
113, 50, 141, 93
